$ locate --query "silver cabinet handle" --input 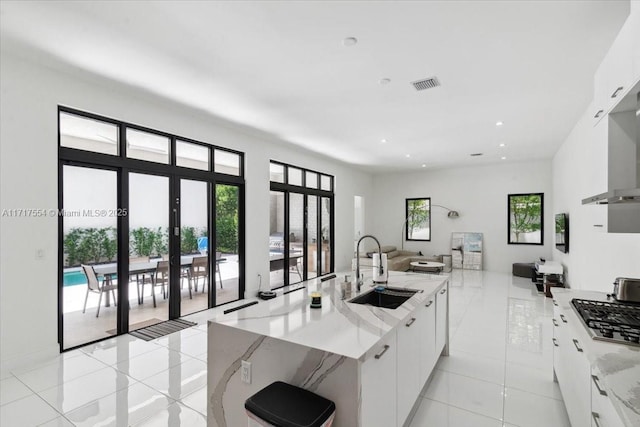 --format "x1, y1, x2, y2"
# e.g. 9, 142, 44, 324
591, 375, 608, 396
552, 338, 559, 347
440, 288, 447, 294
592, 412, 602, 427
406, 318, 416, 327
374, 344, 390, 359
611, 86, 624, 98
560, 314, 567, 323
594, 109, 604, 118
594, 224, 604, 228
425, 300, 433, 307
573, 339, 583, 352
552, 319, 558, 327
